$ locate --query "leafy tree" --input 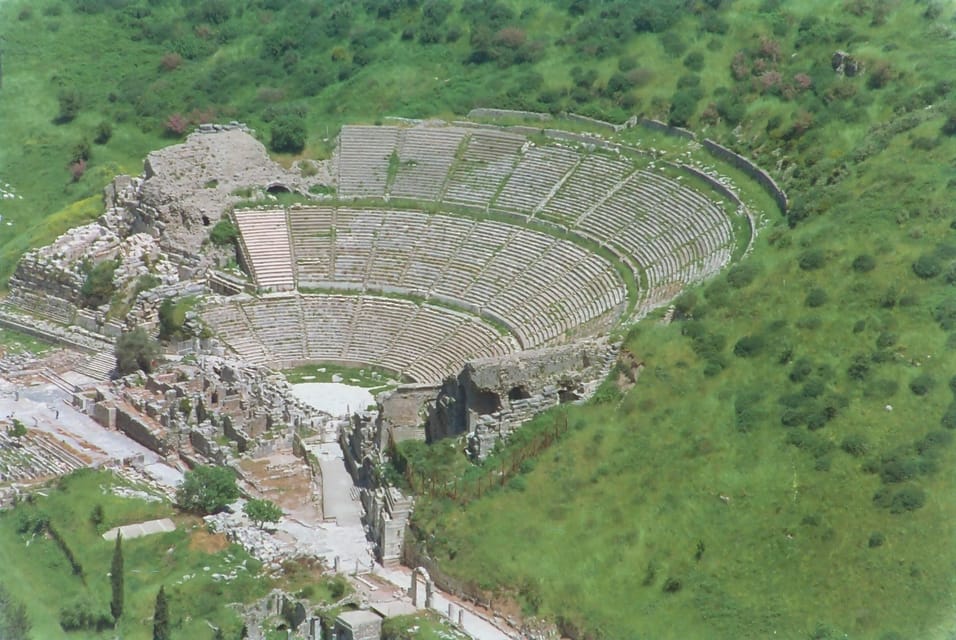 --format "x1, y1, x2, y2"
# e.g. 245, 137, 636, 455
153, 586, 169, 640
56, 88, 81, 123
176, 465, 239, 514
270, 115, 307, 153
115, 327, 161, 375
9, 419, 26, 438
80, 260, 117, 308
110, 532, 124, 620
93, 121, 113, 145
158, 298, 184, 341
244, 498, 283, 529
90, 503, 105, 530
209, 218, 238, 246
